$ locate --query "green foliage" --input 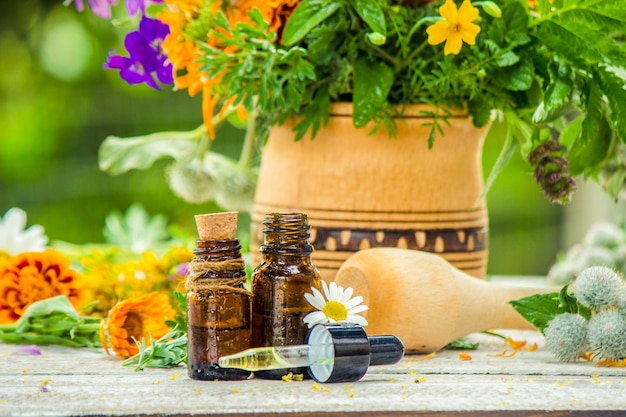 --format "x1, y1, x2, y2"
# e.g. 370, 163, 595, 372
102, 204, 171, 254
84, 0, 626, 205
123, 291, 188, 370
0, 296, 102, 348
189, 0, 626, 201
510, 284, 591, 334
